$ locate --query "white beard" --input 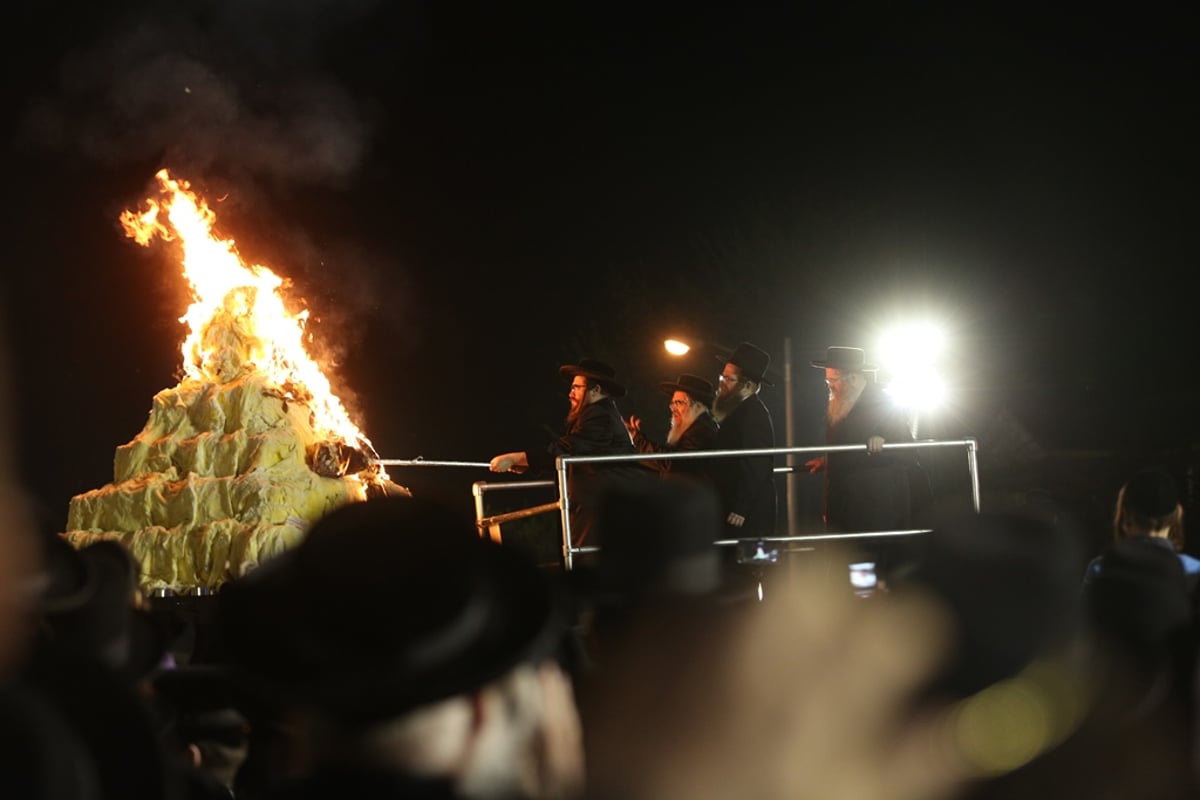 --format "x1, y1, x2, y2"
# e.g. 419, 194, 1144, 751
826, 383, 864, 428
665, 413, 694, 446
